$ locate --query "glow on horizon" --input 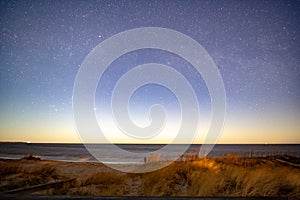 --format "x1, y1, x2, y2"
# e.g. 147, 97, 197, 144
0, 108, 299, 144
